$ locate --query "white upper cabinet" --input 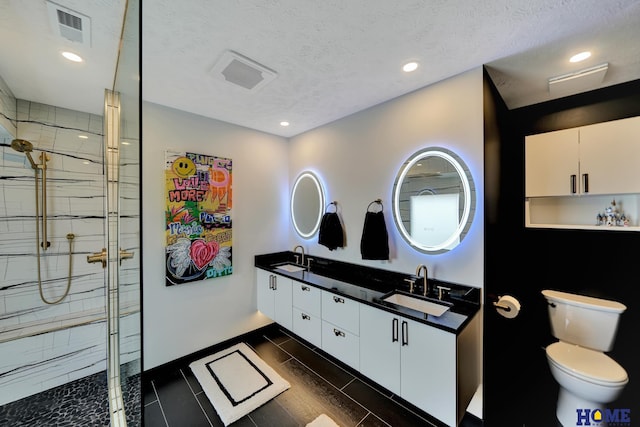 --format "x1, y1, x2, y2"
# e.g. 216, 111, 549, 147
526, 116, 640, 198
578, 116, 640, 195
525, 128, 580, 197
525, 116, 640, 230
